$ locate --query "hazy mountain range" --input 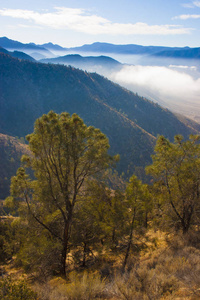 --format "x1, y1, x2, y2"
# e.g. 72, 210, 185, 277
0, 46, 35, 62
0, 37, 54, 59
40, 54, 122, 73
1, 37, 200, 60
64, 42, 200, 60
